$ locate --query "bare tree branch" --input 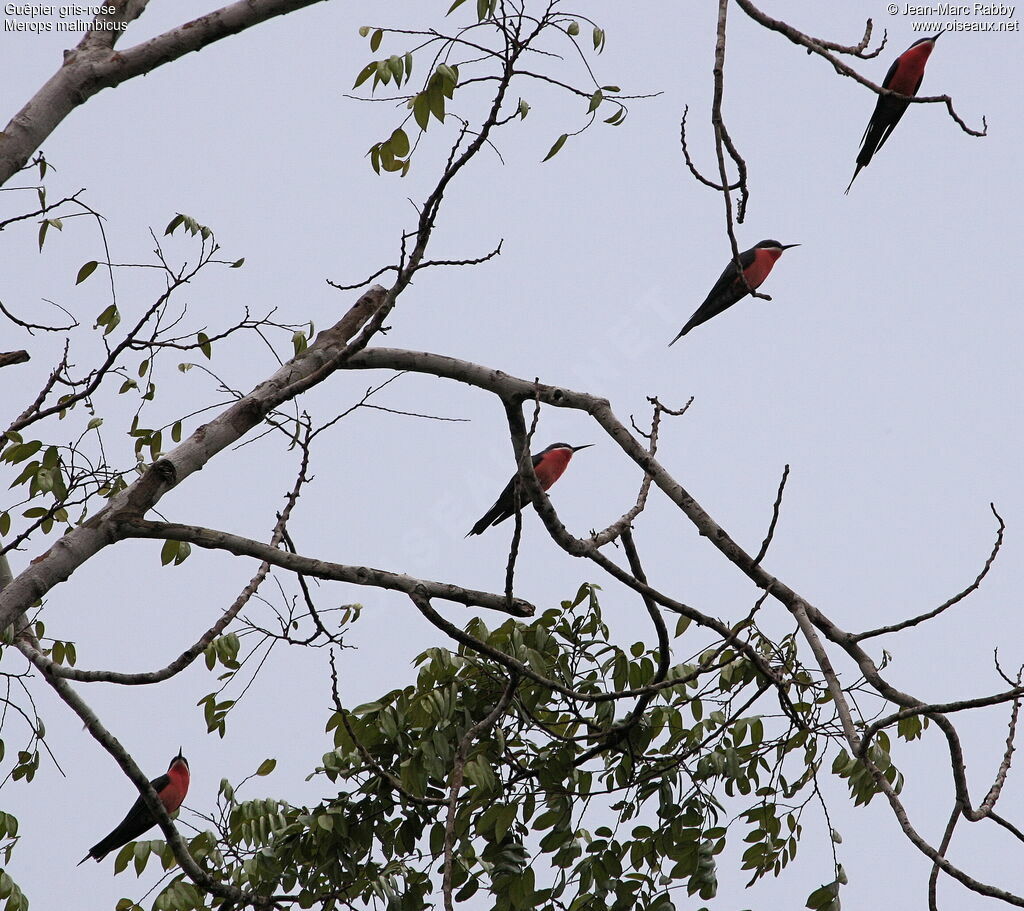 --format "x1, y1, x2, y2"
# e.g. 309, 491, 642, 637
734, 0, 986, 136
754, 464, 790, 565
0, 351, 29, 368
0, 0, 332, 187
853, 504, 1004, 642
121, 518, 534, 617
